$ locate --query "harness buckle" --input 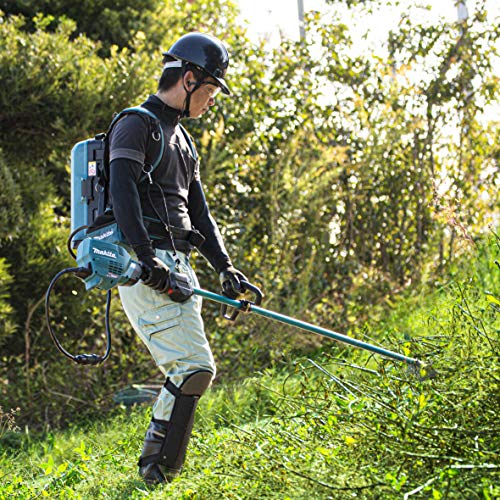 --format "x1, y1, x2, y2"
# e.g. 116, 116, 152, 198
142, 164, 154, 184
